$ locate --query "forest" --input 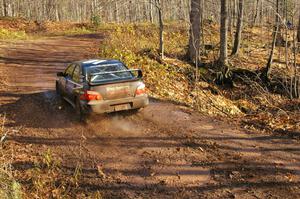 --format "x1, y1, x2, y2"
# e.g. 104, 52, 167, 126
0, 0, 300, 198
